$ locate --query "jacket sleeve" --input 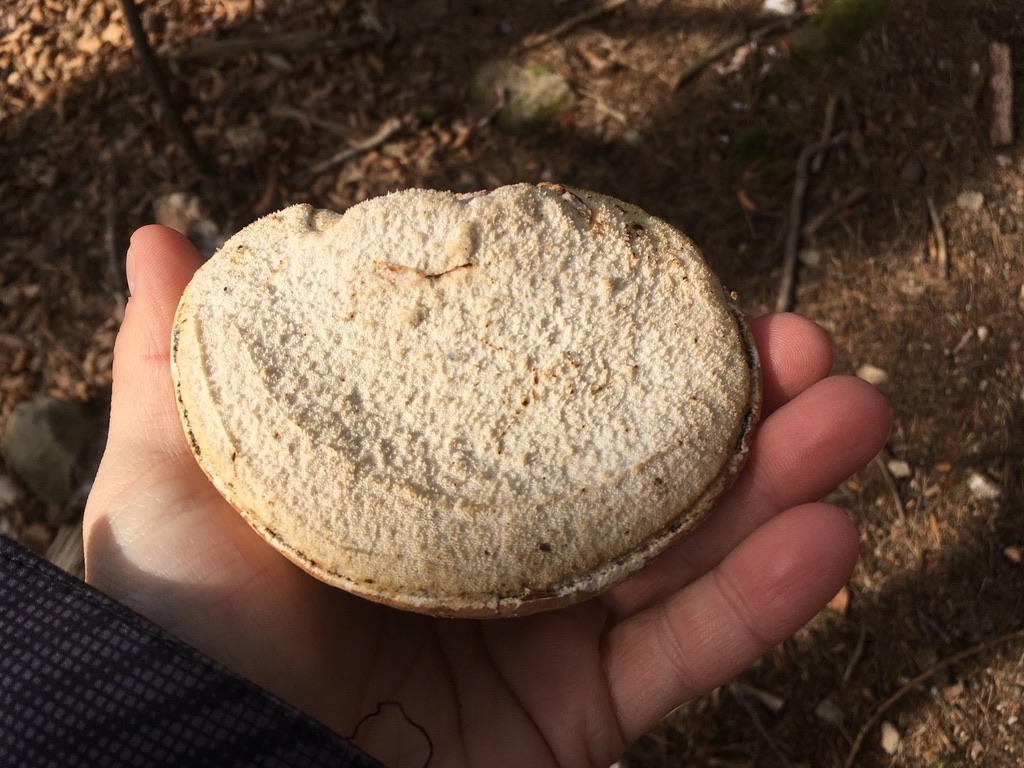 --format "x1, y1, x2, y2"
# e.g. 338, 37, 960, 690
0, 534, 386, 768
